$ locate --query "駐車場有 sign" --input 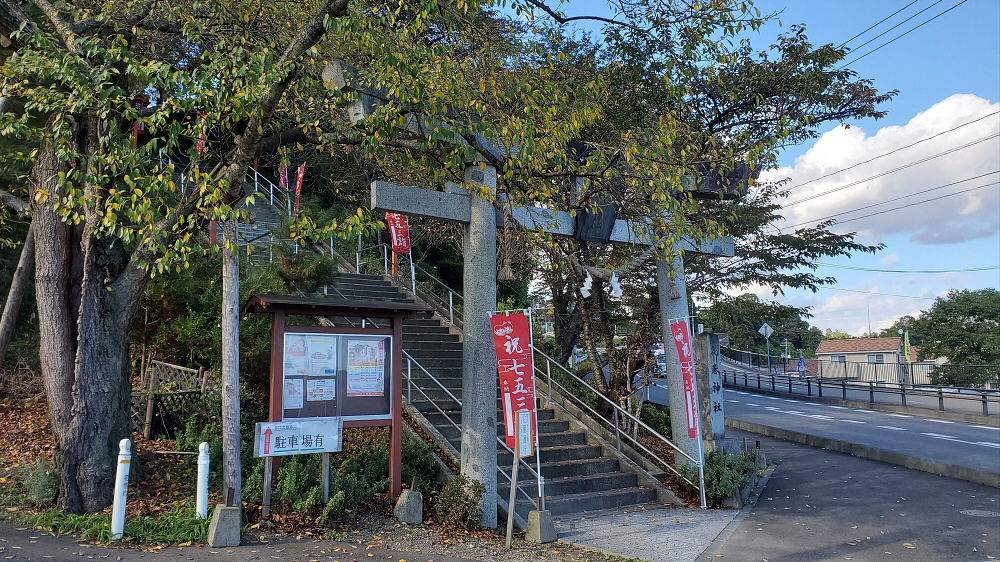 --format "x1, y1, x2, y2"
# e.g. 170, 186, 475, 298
254, 418, 343, 457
